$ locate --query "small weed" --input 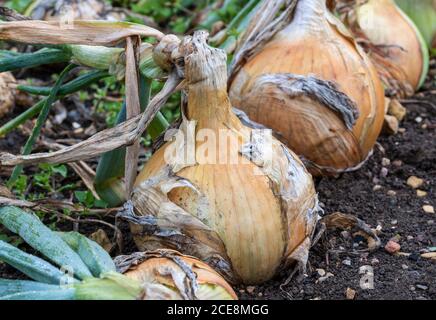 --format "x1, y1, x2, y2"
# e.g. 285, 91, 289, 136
75, 190, 108, 209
